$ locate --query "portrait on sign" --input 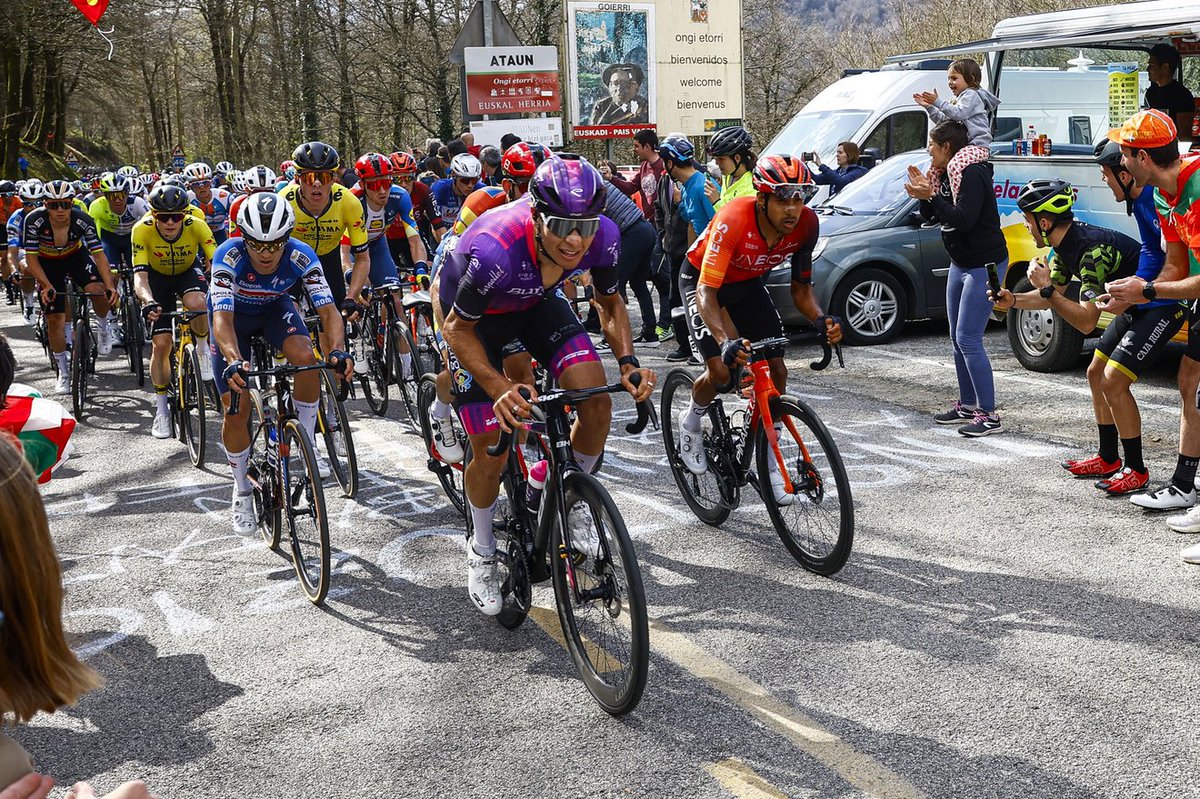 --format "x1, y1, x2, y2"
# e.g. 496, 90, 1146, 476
567, 2, 656, 129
